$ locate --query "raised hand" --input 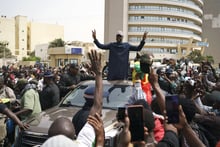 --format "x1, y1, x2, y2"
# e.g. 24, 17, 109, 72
142, 31, 148, 40
87, 113, 104, 137
87, 113, 104, 146
92, 29, 96, 40
88, 49, 102, 76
